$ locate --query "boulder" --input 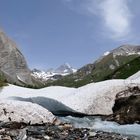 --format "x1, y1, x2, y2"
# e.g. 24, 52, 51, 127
107, 86, 140, 124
